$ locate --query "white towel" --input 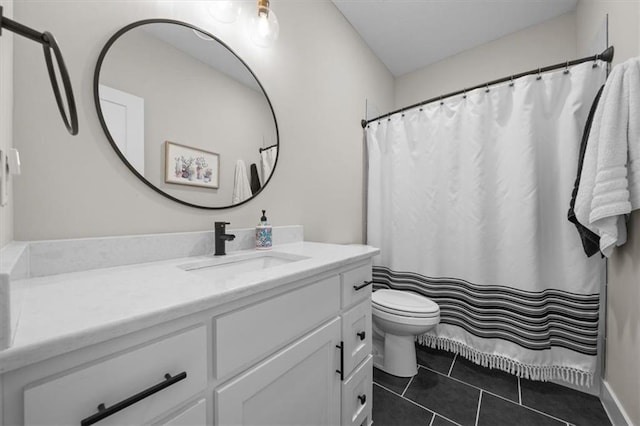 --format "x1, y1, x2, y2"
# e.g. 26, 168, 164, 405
575, 57, 640, 257
260, 146, 278, 183
232, 160, 252, 204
